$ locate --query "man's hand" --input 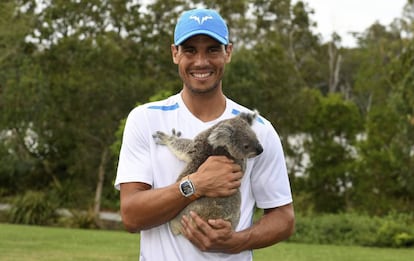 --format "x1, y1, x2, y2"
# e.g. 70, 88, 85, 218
192, 156, 243, 198
179, 204, 295, 254
180, 211, 246, 253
